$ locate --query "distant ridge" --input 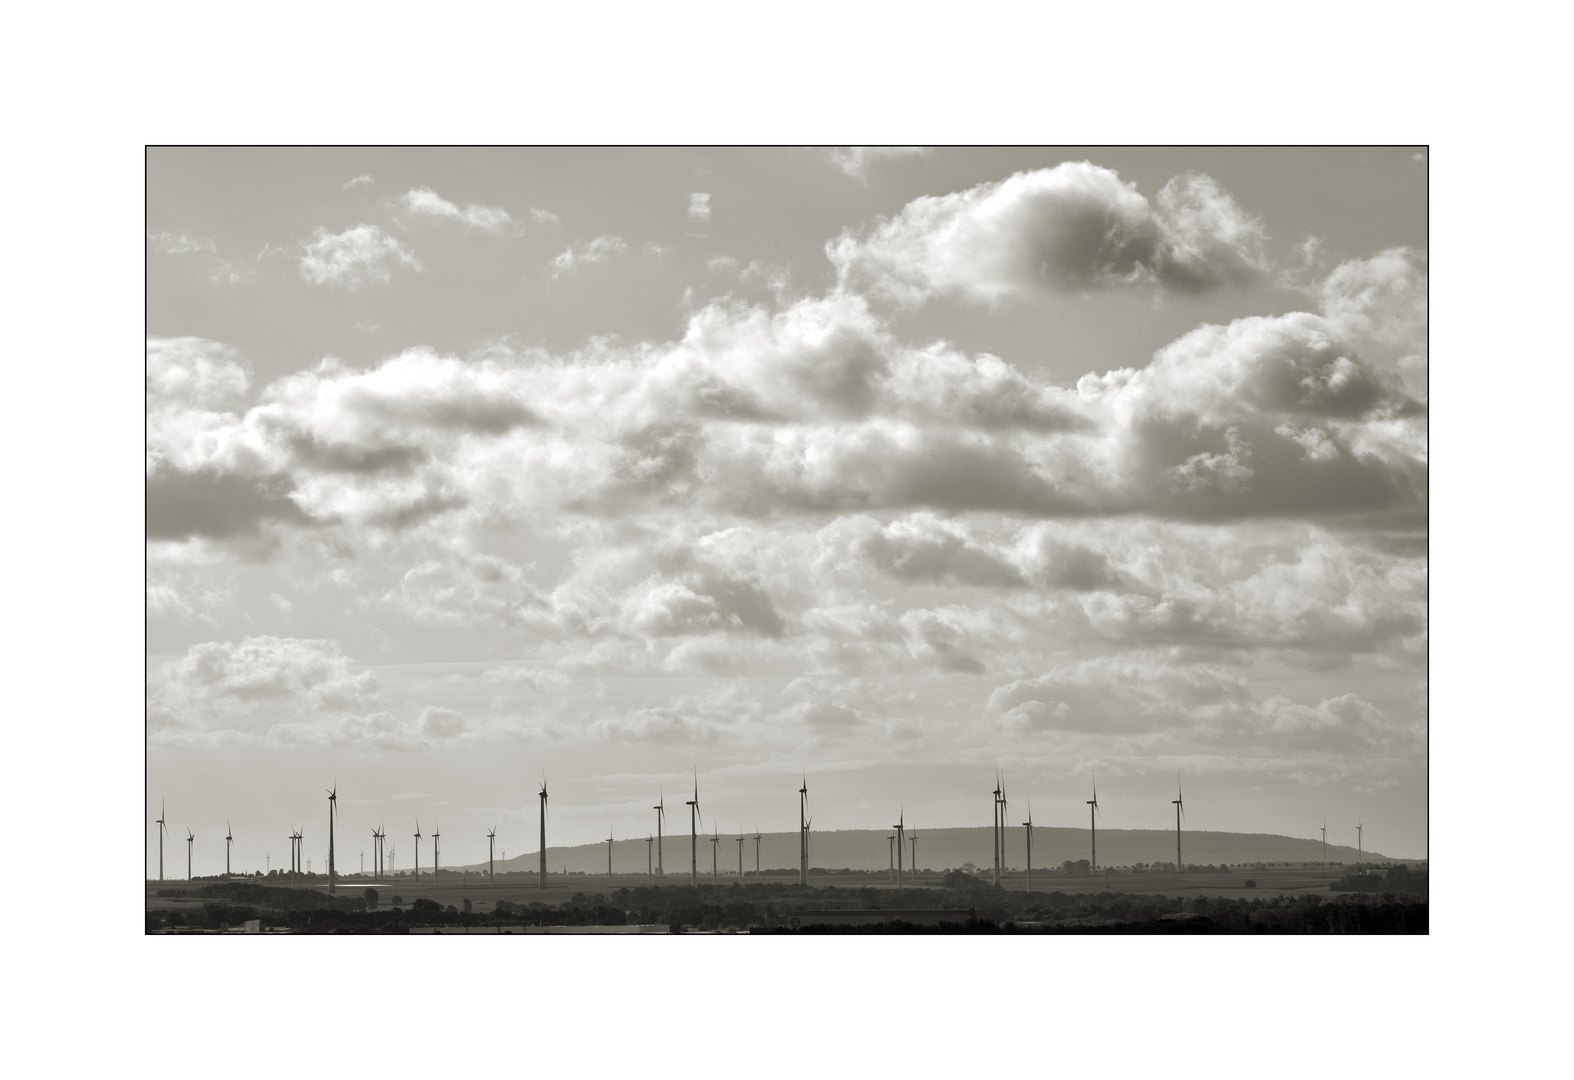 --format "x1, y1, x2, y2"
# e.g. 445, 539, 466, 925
441, 826, 1417, 876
